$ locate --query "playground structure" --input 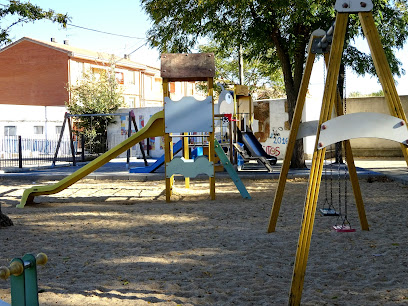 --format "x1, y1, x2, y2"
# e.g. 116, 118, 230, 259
217, 83, 278, 171
18, 53, 250, 208
0, 253, 47, 306
264, 1, 408, 304
160, 53, 249, 201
